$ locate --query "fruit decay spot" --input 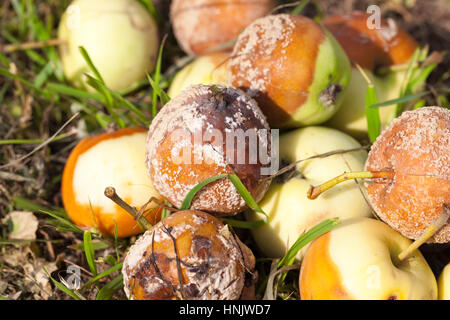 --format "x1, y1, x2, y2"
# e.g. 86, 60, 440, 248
193, 235, 211, 253
387, 294, 398, 300
184, 283, 200, 298
208, 86, 235, 110
318, 82, 343, 109
133, 252, 179, 299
